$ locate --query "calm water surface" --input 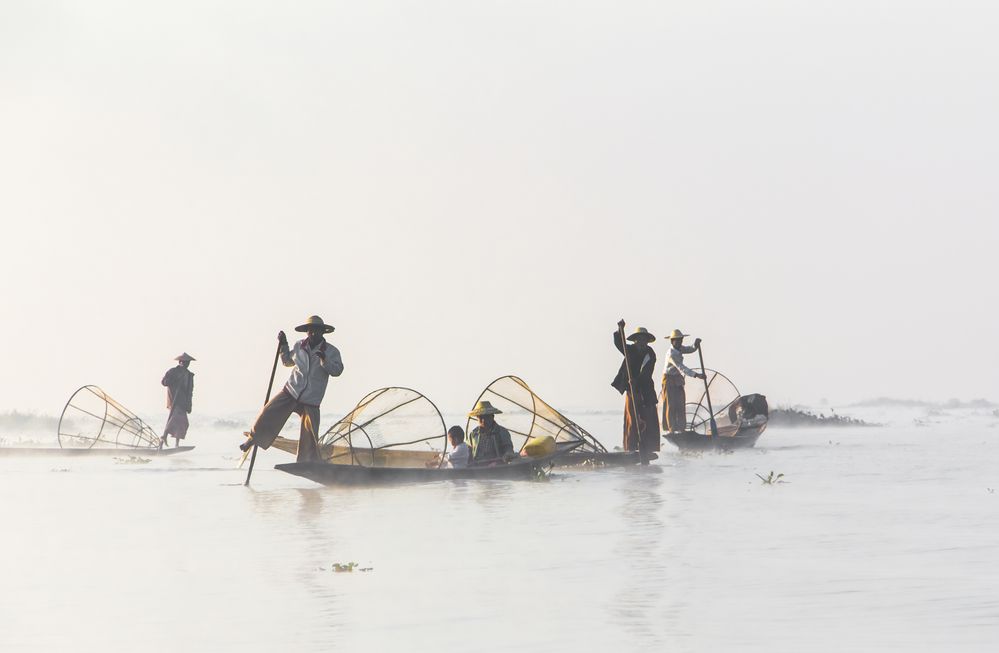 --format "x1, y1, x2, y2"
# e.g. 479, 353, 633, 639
1, 416, 997, 652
